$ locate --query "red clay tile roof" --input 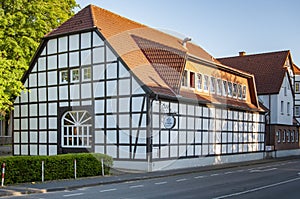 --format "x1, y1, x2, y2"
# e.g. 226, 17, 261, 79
218, 51, 290, 95
43, 5, 262, 111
